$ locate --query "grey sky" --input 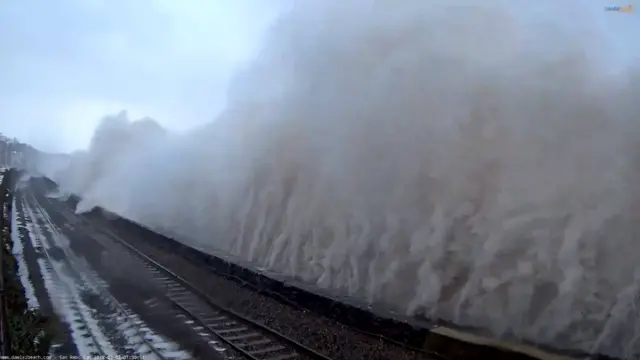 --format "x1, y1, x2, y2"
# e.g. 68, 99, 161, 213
1, 0, 638, 153
1, 0, 286, 152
